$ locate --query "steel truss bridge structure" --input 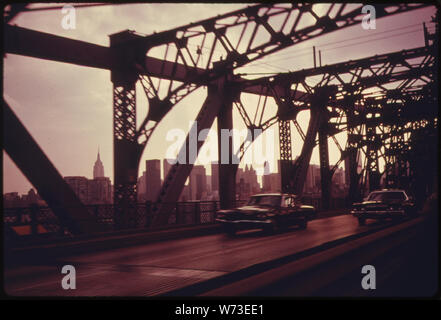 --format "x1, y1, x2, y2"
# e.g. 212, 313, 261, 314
4, 3, 438, 234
